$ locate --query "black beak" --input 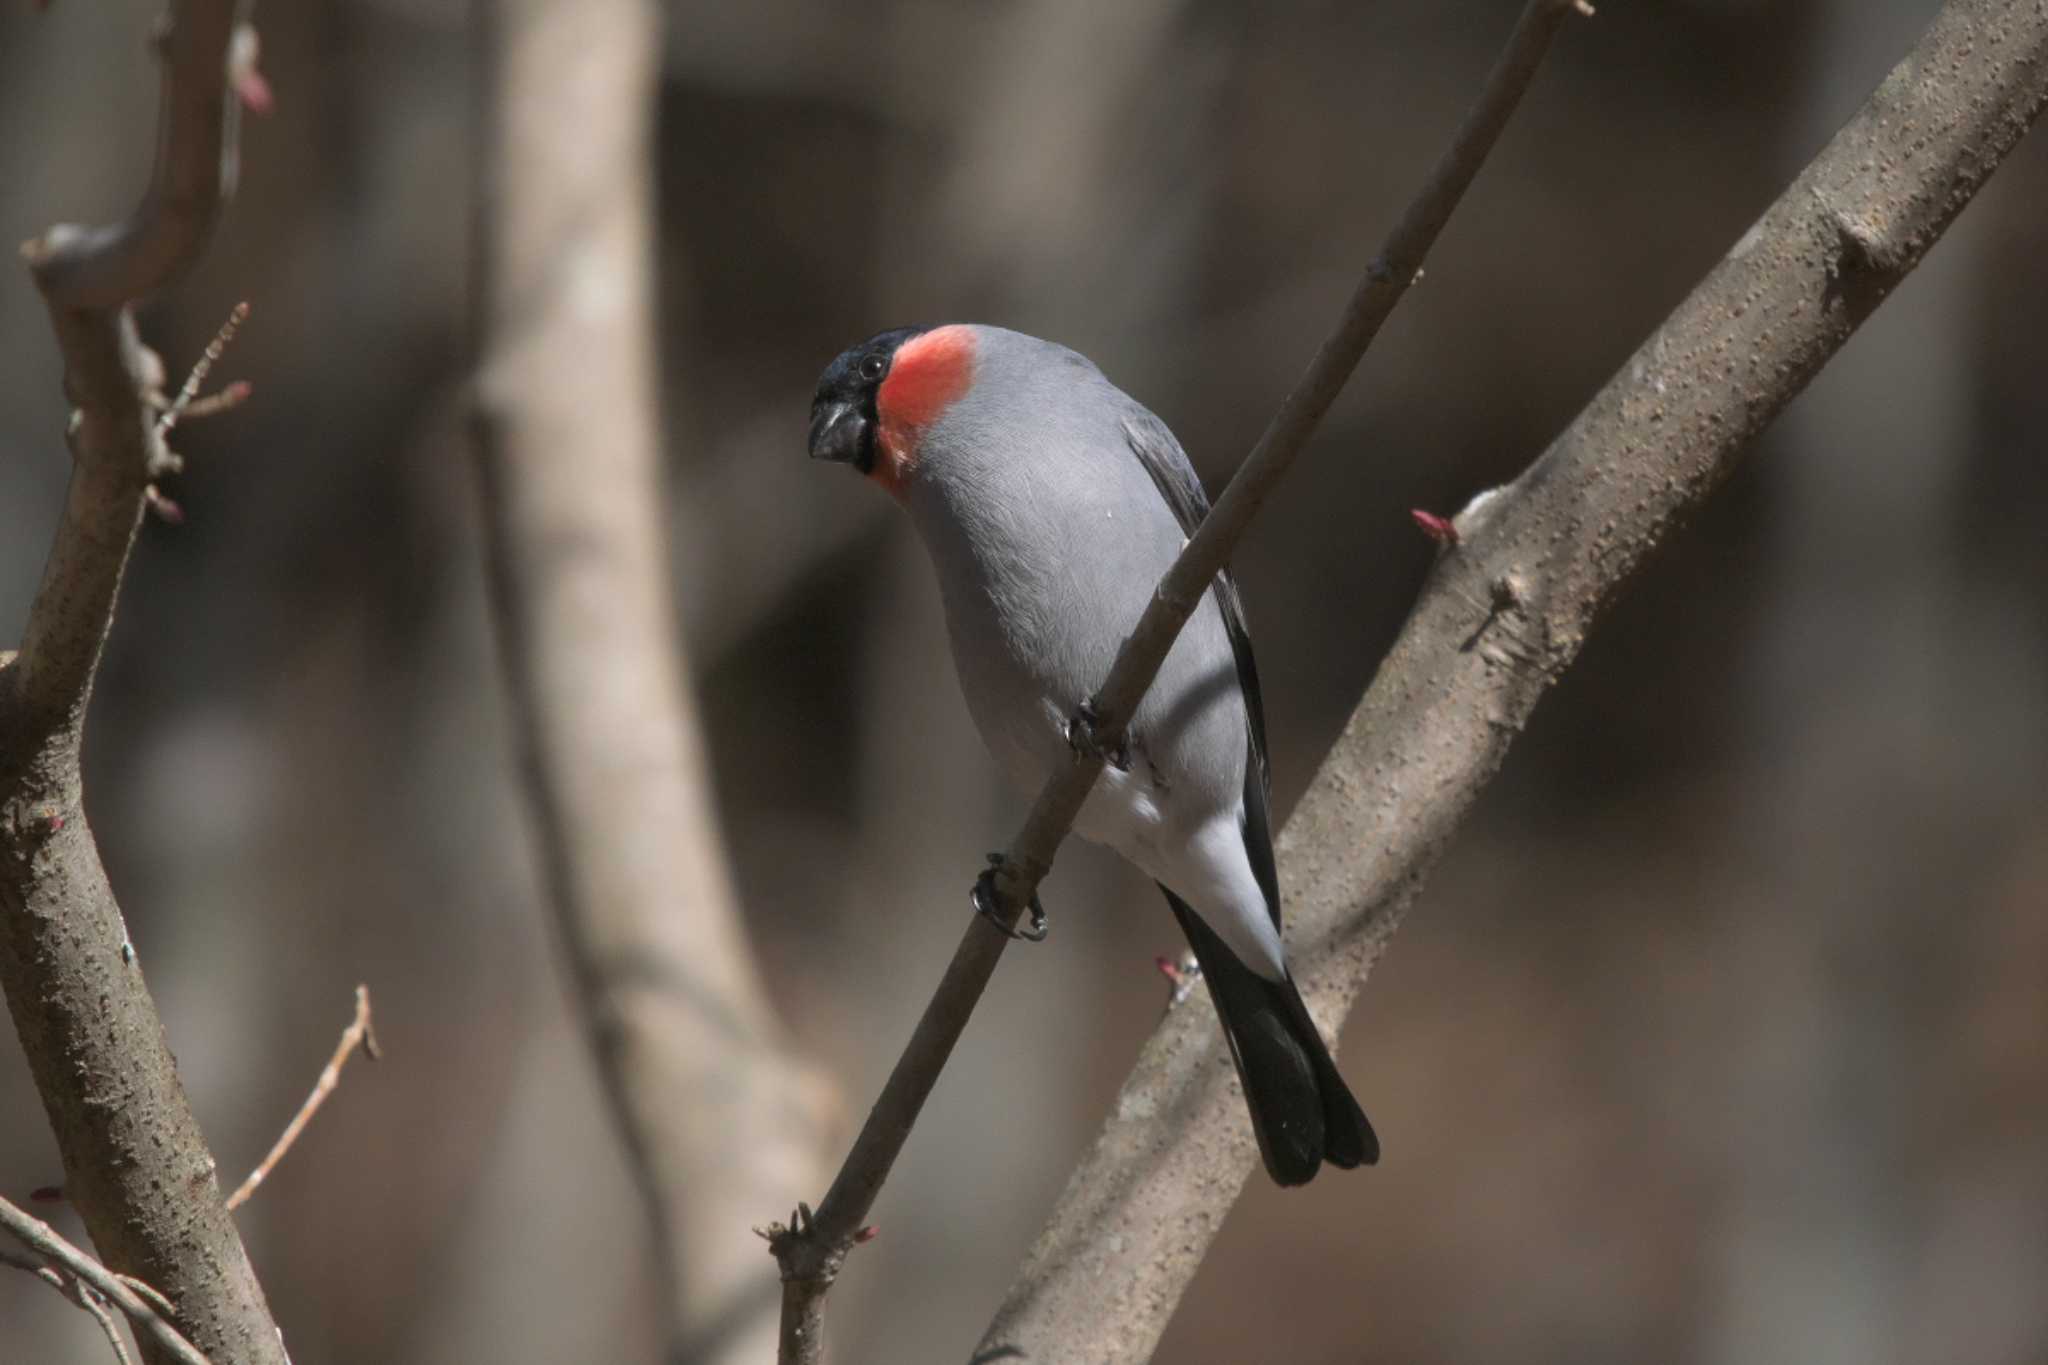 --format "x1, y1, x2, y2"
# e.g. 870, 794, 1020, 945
808, 400, 869, 468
